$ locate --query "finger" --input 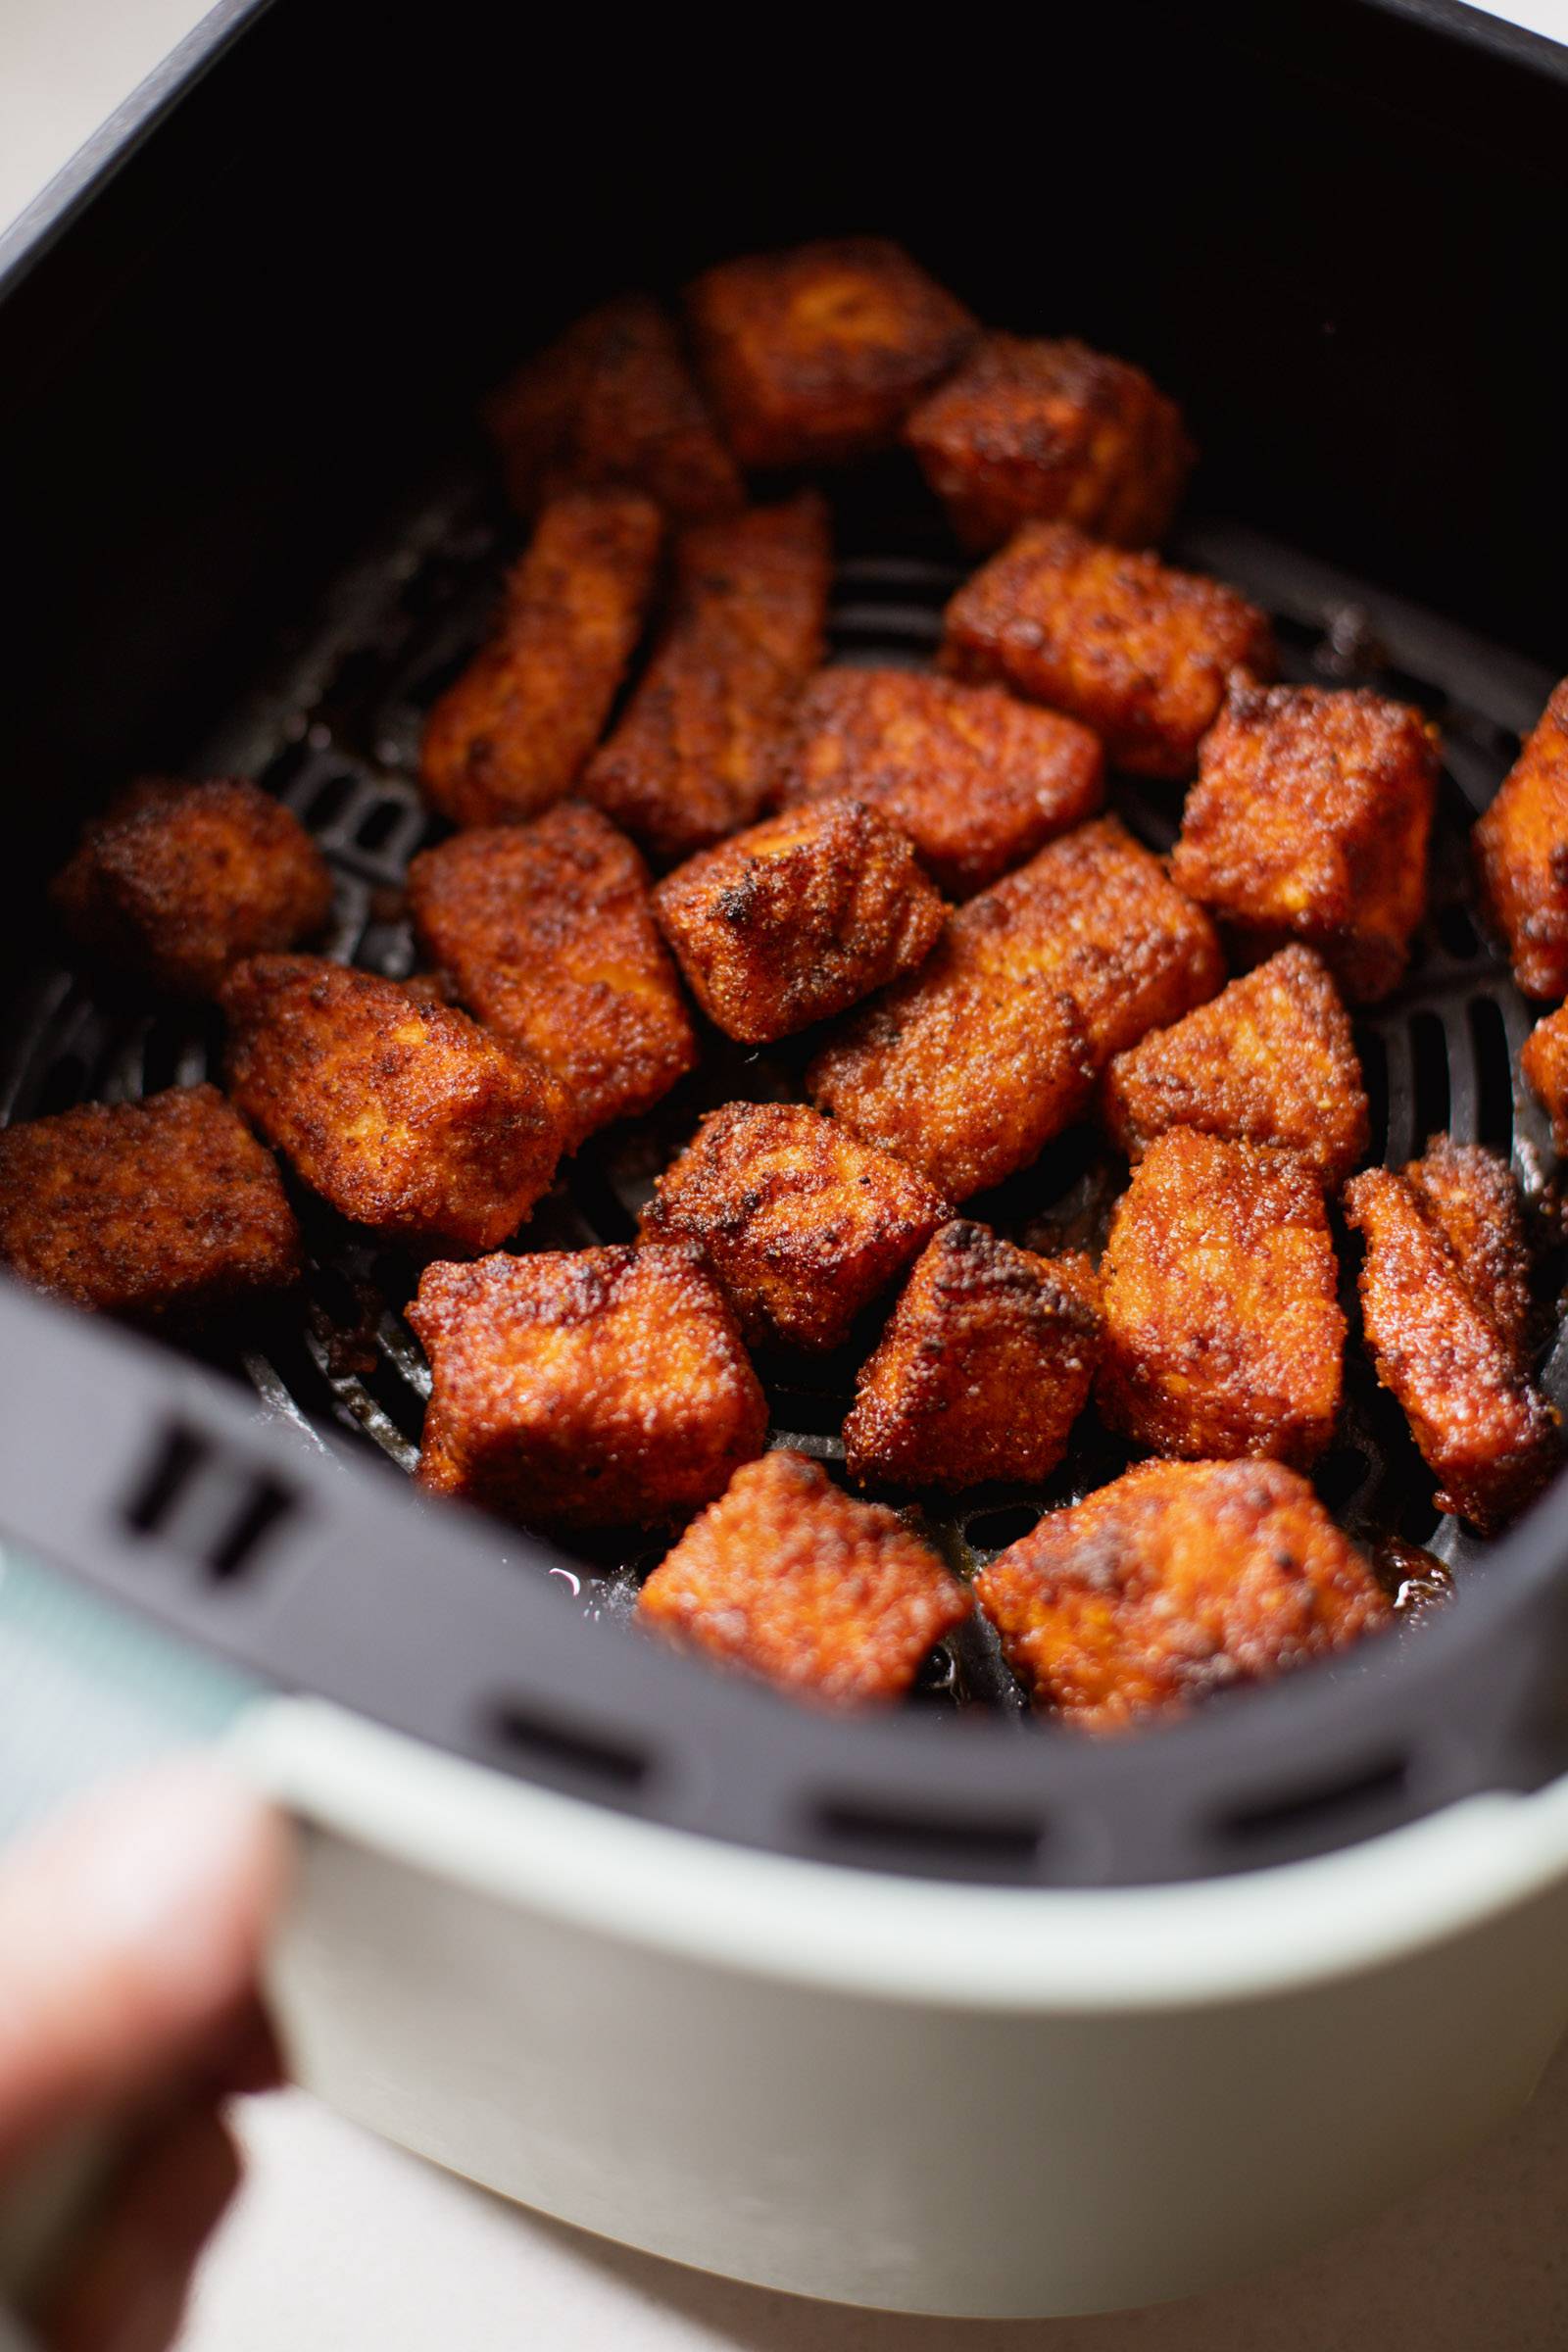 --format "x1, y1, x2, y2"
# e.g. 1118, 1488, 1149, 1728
37, 2105, 240, 2352
0, 1761, 289, 2171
